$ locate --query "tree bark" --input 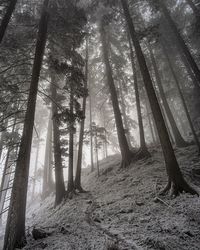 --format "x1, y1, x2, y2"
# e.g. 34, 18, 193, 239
51, 76, 66, 206
89, 75, 94, 172
0, 0, 18, 43
0, 149, 11, 225
95, 129, 100, 177
157, 0, 200, 87
0, 119, 8, 160
118, 79, 132, 147
147, 42, 189, 148
121, 0, 198, 196
100, 17, 134, 168
67, 87, 75, 195
31, 139, 40, 200
74, 39, 88, 192
144, 95, 159, 144
144, 96, 157, 144
128, 34, 150, 155
3, 1, 49, 248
